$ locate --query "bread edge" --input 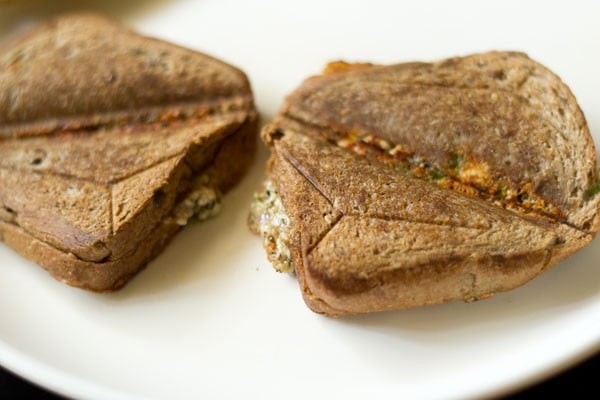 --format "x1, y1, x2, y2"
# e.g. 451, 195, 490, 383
295, 226, 592, 317
0, 115, 257, 291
